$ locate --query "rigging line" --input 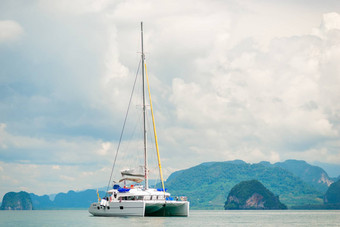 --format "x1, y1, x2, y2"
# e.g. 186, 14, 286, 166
125, 112, 144, 169
105, 58, 142, 195
123, 83, 144, 167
